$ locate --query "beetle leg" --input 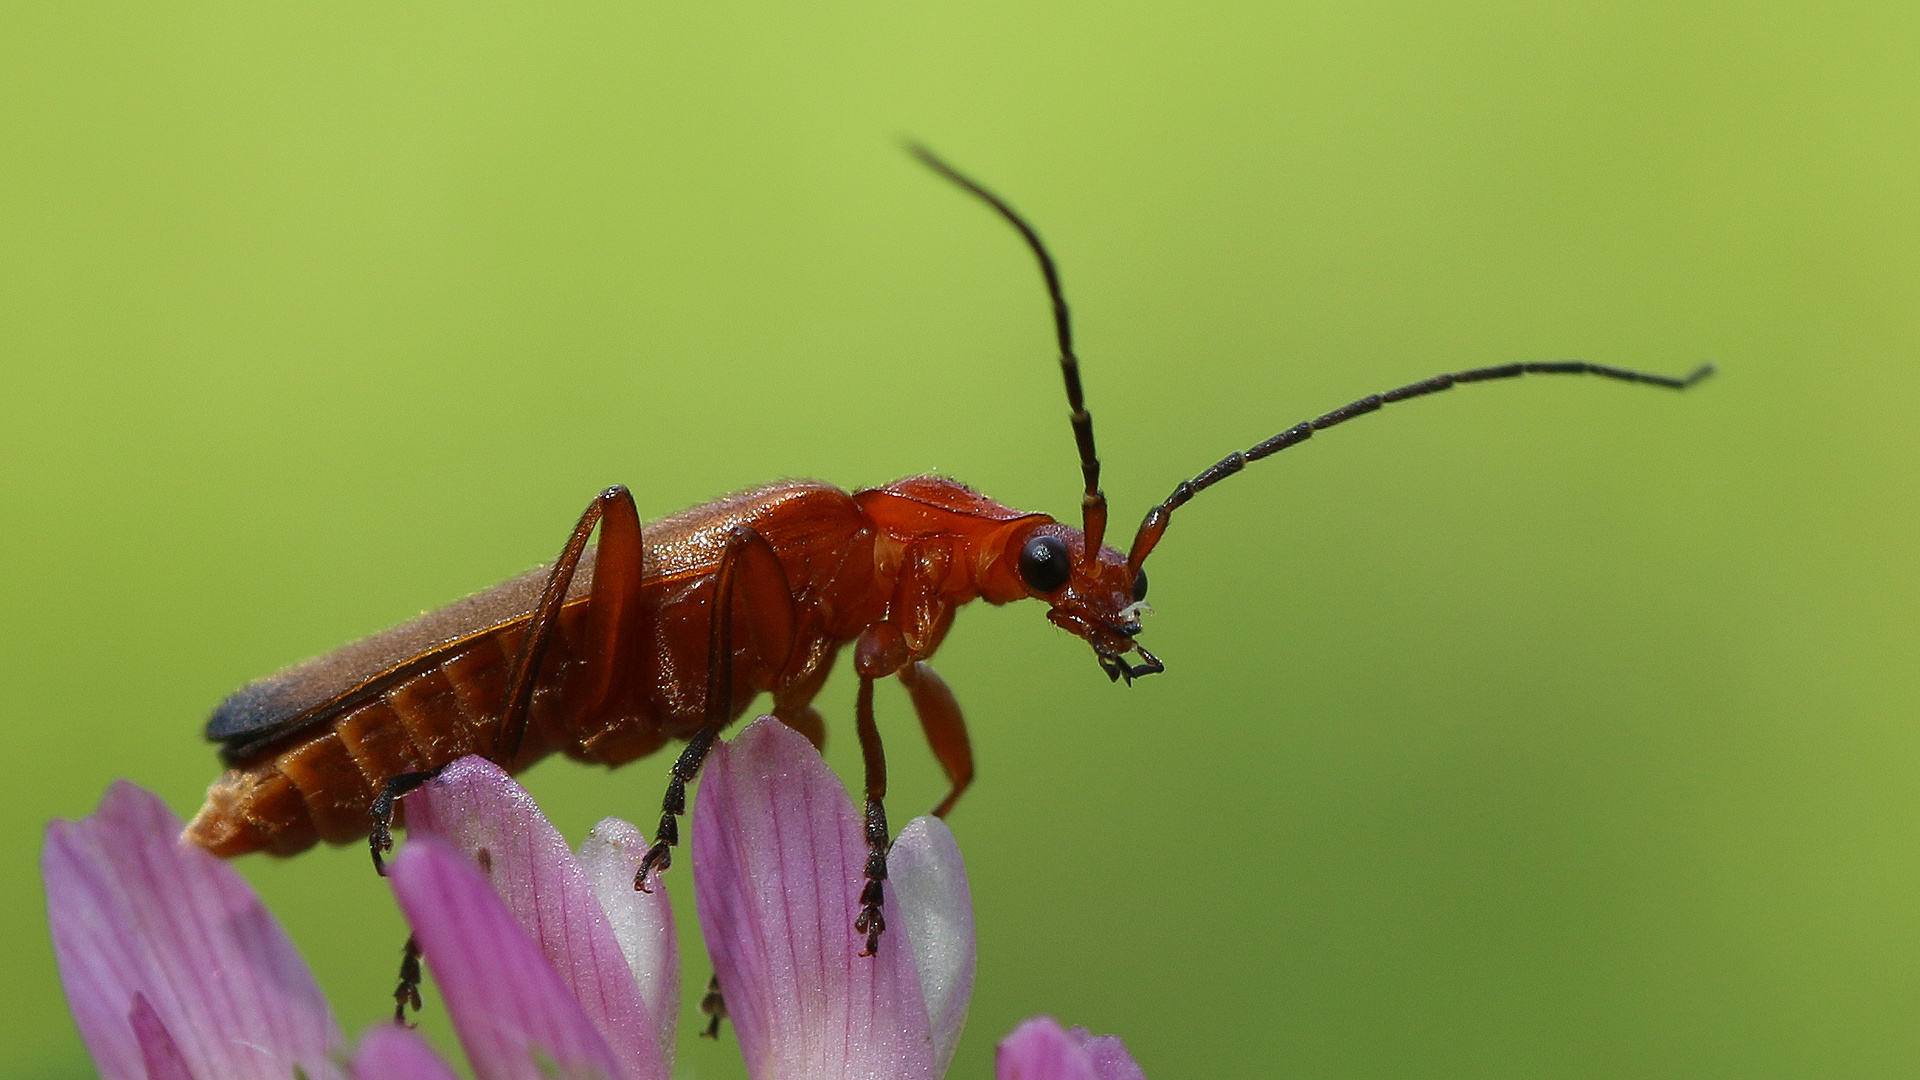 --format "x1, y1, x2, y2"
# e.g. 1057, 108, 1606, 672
392, 933, 423, 1026
774, 703, 827, 751
898, 661, 973, 818
569, 485, 649, 733
372, 488, 647, 1023
368, 769, 439, 875
698, 973, 728, 1039
853, 674, 891, 956
497, 486, 645, 767
771, 659, 834, 752
634, 725, 716, 890
635, 525, 789, 890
